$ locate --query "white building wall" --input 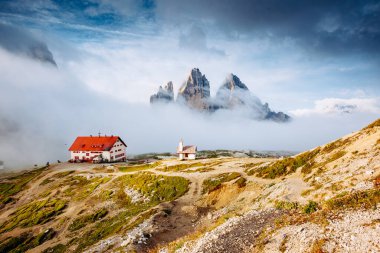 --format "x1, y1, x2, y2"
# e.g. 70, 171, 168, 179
109, 140, 126, 162
70, 138, 126, 162
187, 153, 196, 160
